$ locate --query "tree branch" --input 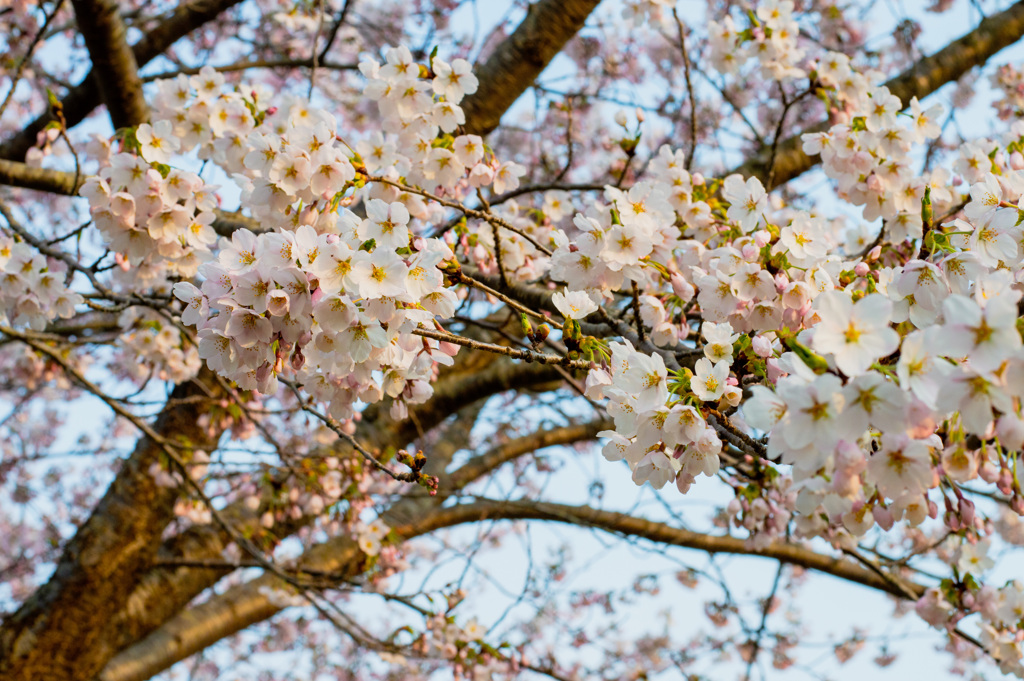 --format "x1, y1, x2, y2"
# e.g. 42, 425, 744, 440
69, 0, 149, 129
459, 0, 602, 137
0, 0, 245, 161
97, 496, 926, 681
0, 361, 224, 681
84, 356, 566, 671
730, 0, 1024, 189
